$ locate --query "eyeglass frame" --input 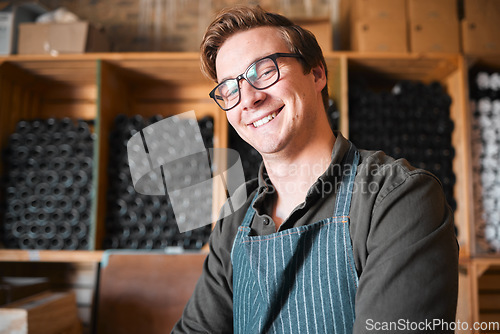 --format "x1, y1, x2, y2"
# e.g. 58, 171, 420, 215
209, 52, 303, 111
